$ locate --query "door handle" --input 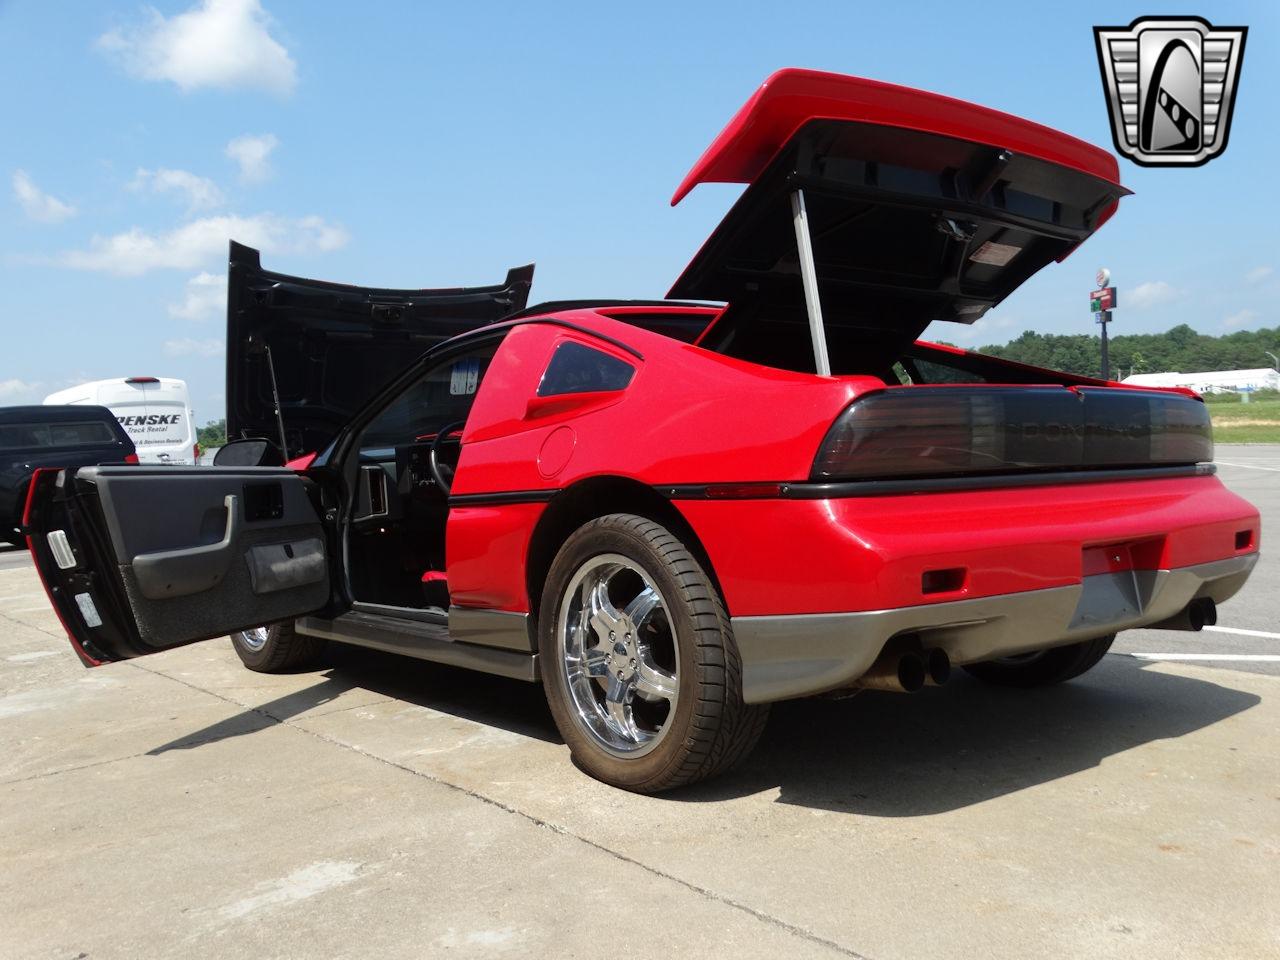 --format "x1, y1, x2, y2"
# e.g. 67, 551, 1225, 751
132, 495, 240, 600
